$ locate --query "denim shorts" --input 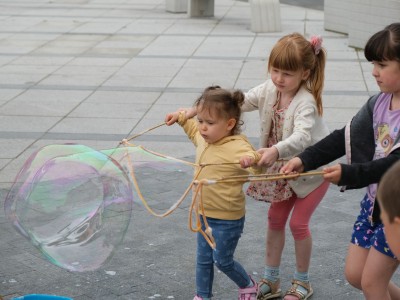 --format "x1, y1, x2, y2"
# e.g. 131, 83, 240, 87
351, 194, 396, 259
